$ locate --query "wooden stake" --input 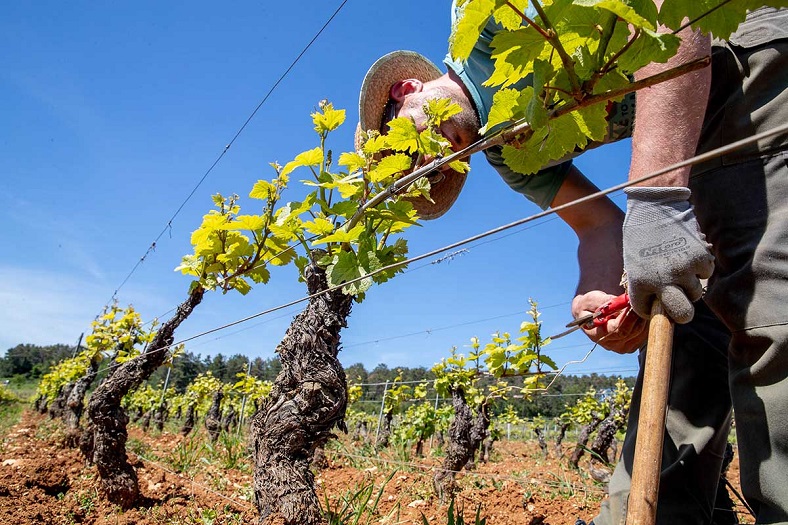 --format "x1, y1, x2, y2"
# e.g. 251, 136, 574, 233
626, 300, 674, 525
